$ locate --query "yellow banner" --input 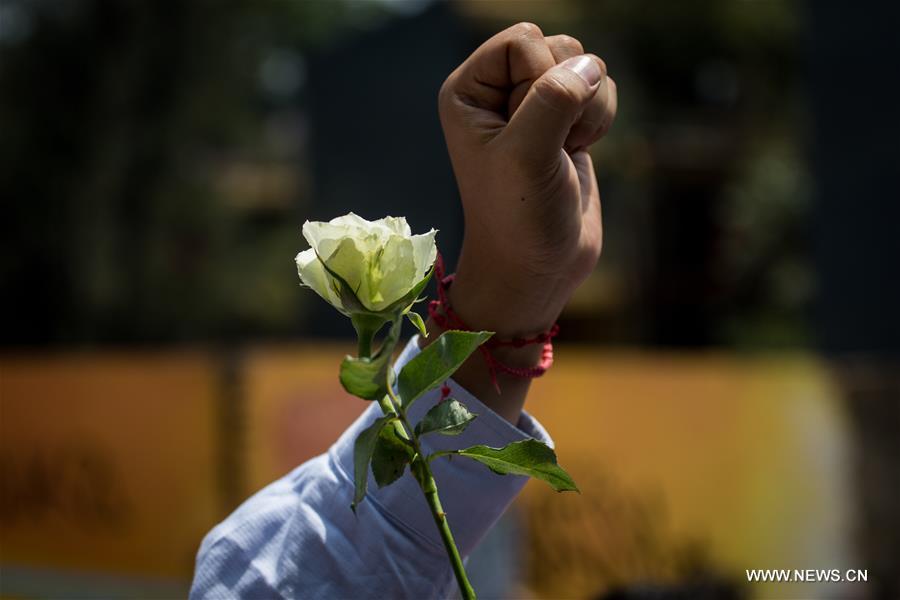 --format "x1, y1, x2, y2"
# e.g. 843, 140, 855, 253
1, 353, 219, 586
1, 345, 852, 599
